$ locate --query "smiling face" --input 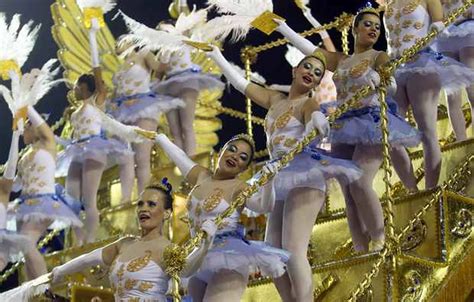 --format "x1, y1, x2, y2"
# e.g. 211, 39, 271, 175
292, 57, 325, 93
353, 13, 381, 48
136, 188, 168, 232
216, 139, 253, 178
